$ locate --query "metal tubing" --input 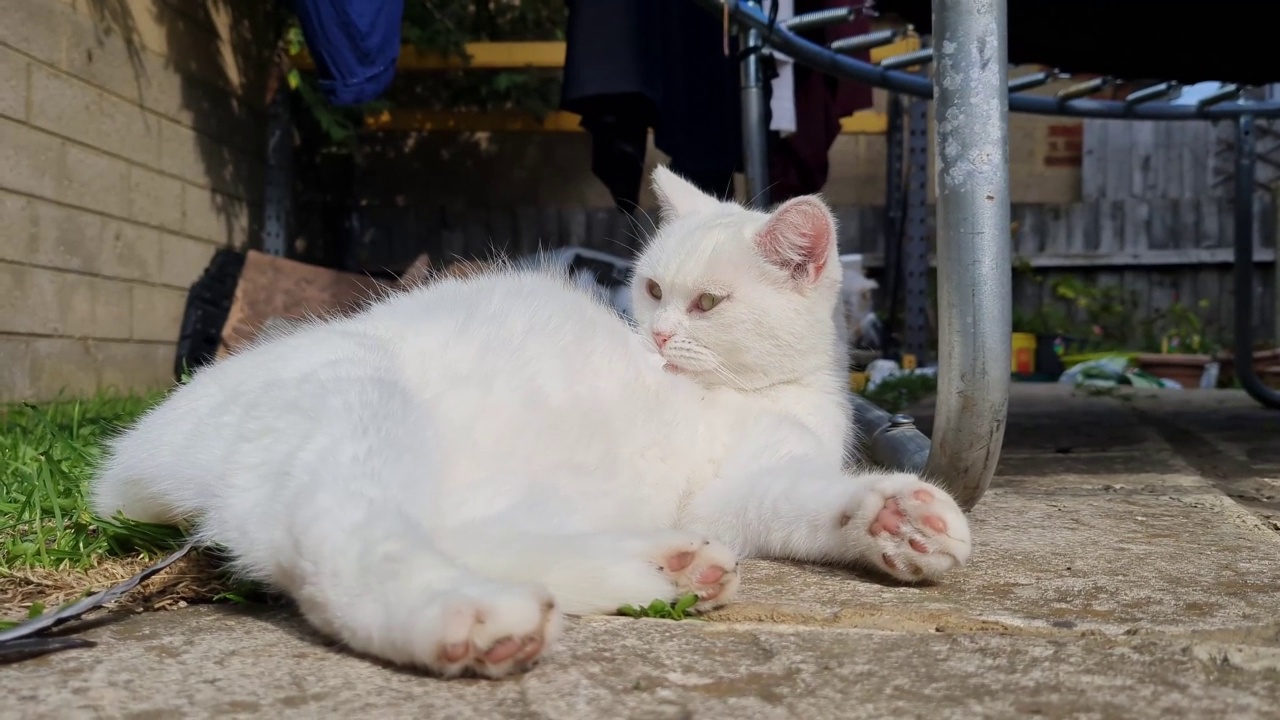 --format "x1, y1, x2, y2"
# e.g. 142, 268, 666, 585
1125, 81, 1178, 106
921, 0, 1012, 508
738, 0, 771, 207
1274, 182, 1280, 350
1232, 115, 1280, 409
1056, 77, 1109, 101
831, 29, 901, 54
1198, 83, 1242, 109
693, 0, 1280, 119
784, 7, 856, 31
848, 392, 931, 473
880, 48, 934, 70
1008, 71, 1053, 93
